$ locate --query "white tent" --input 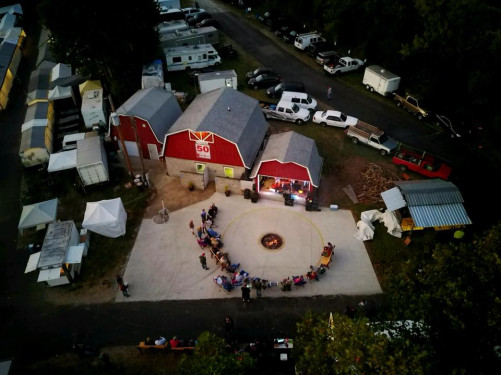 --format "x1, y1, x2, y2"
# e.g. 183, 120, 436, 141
48, 85, 73, 100
18, 198, 58, 233
48, 150, 77, 172
50, 63, 71, 82
82, 198, 127, 238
